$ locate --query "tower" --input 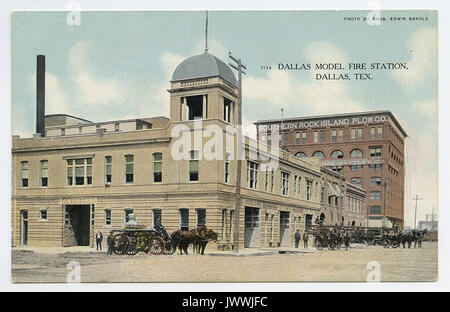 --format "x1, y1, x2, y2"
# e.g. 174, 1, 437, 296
168, 52, 239, 126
